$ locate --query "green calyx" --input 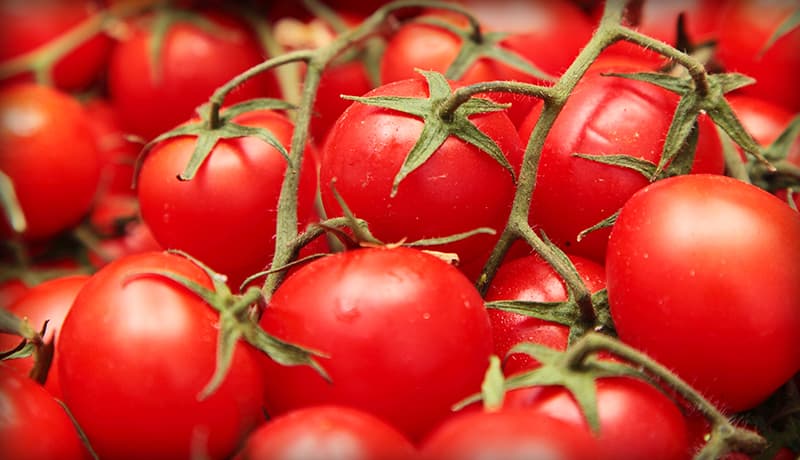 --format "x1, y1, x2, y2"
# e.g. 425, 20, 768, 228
129, 250, 329, 400
343, 69, 516, 197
